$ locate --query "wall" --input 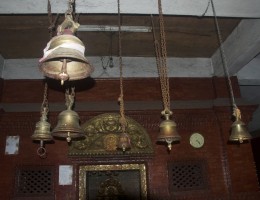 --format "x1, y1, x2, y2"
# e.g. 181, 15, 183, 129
0, 77, 259, 200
